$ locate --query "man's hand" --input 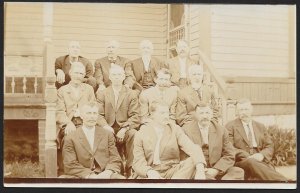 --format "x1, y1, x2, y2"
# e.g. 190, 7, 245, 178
116, 127, 127, 143
124, 84, 131, 89
205, 168, 219, 180
65, 122, 76, 135
248, 153, 264, 162
56, 69, 65, 84
103, 125, 115, 133
146, 170, 163, 179
96, 170, 113, 179
194, 163, 206, 180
